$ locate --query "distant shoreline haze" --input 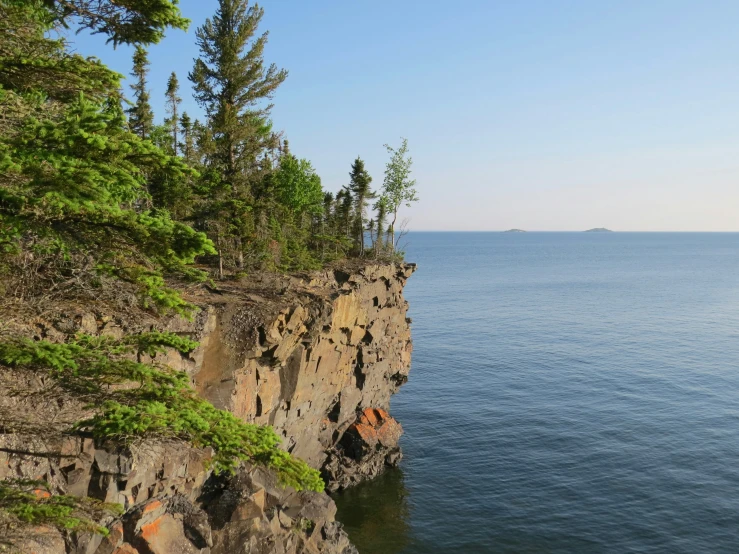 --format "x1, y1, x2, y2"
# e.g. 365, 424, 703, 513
402, 230, 739, 233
